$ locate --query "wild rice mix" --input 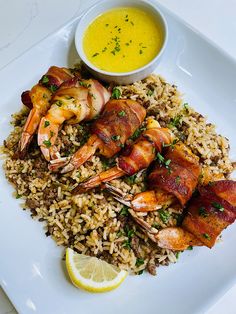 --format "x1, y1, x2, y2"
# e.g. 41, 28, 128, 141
1, 74, 233, 275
